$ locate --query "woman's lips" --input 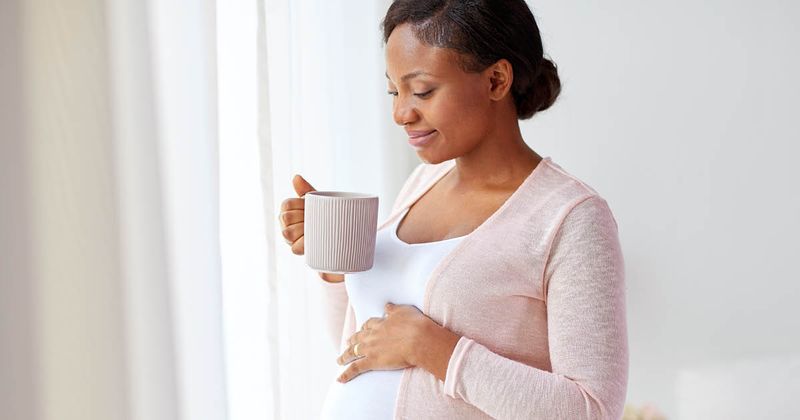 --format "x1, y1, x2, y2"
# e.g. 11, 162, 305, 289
407, 130, 437, 148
